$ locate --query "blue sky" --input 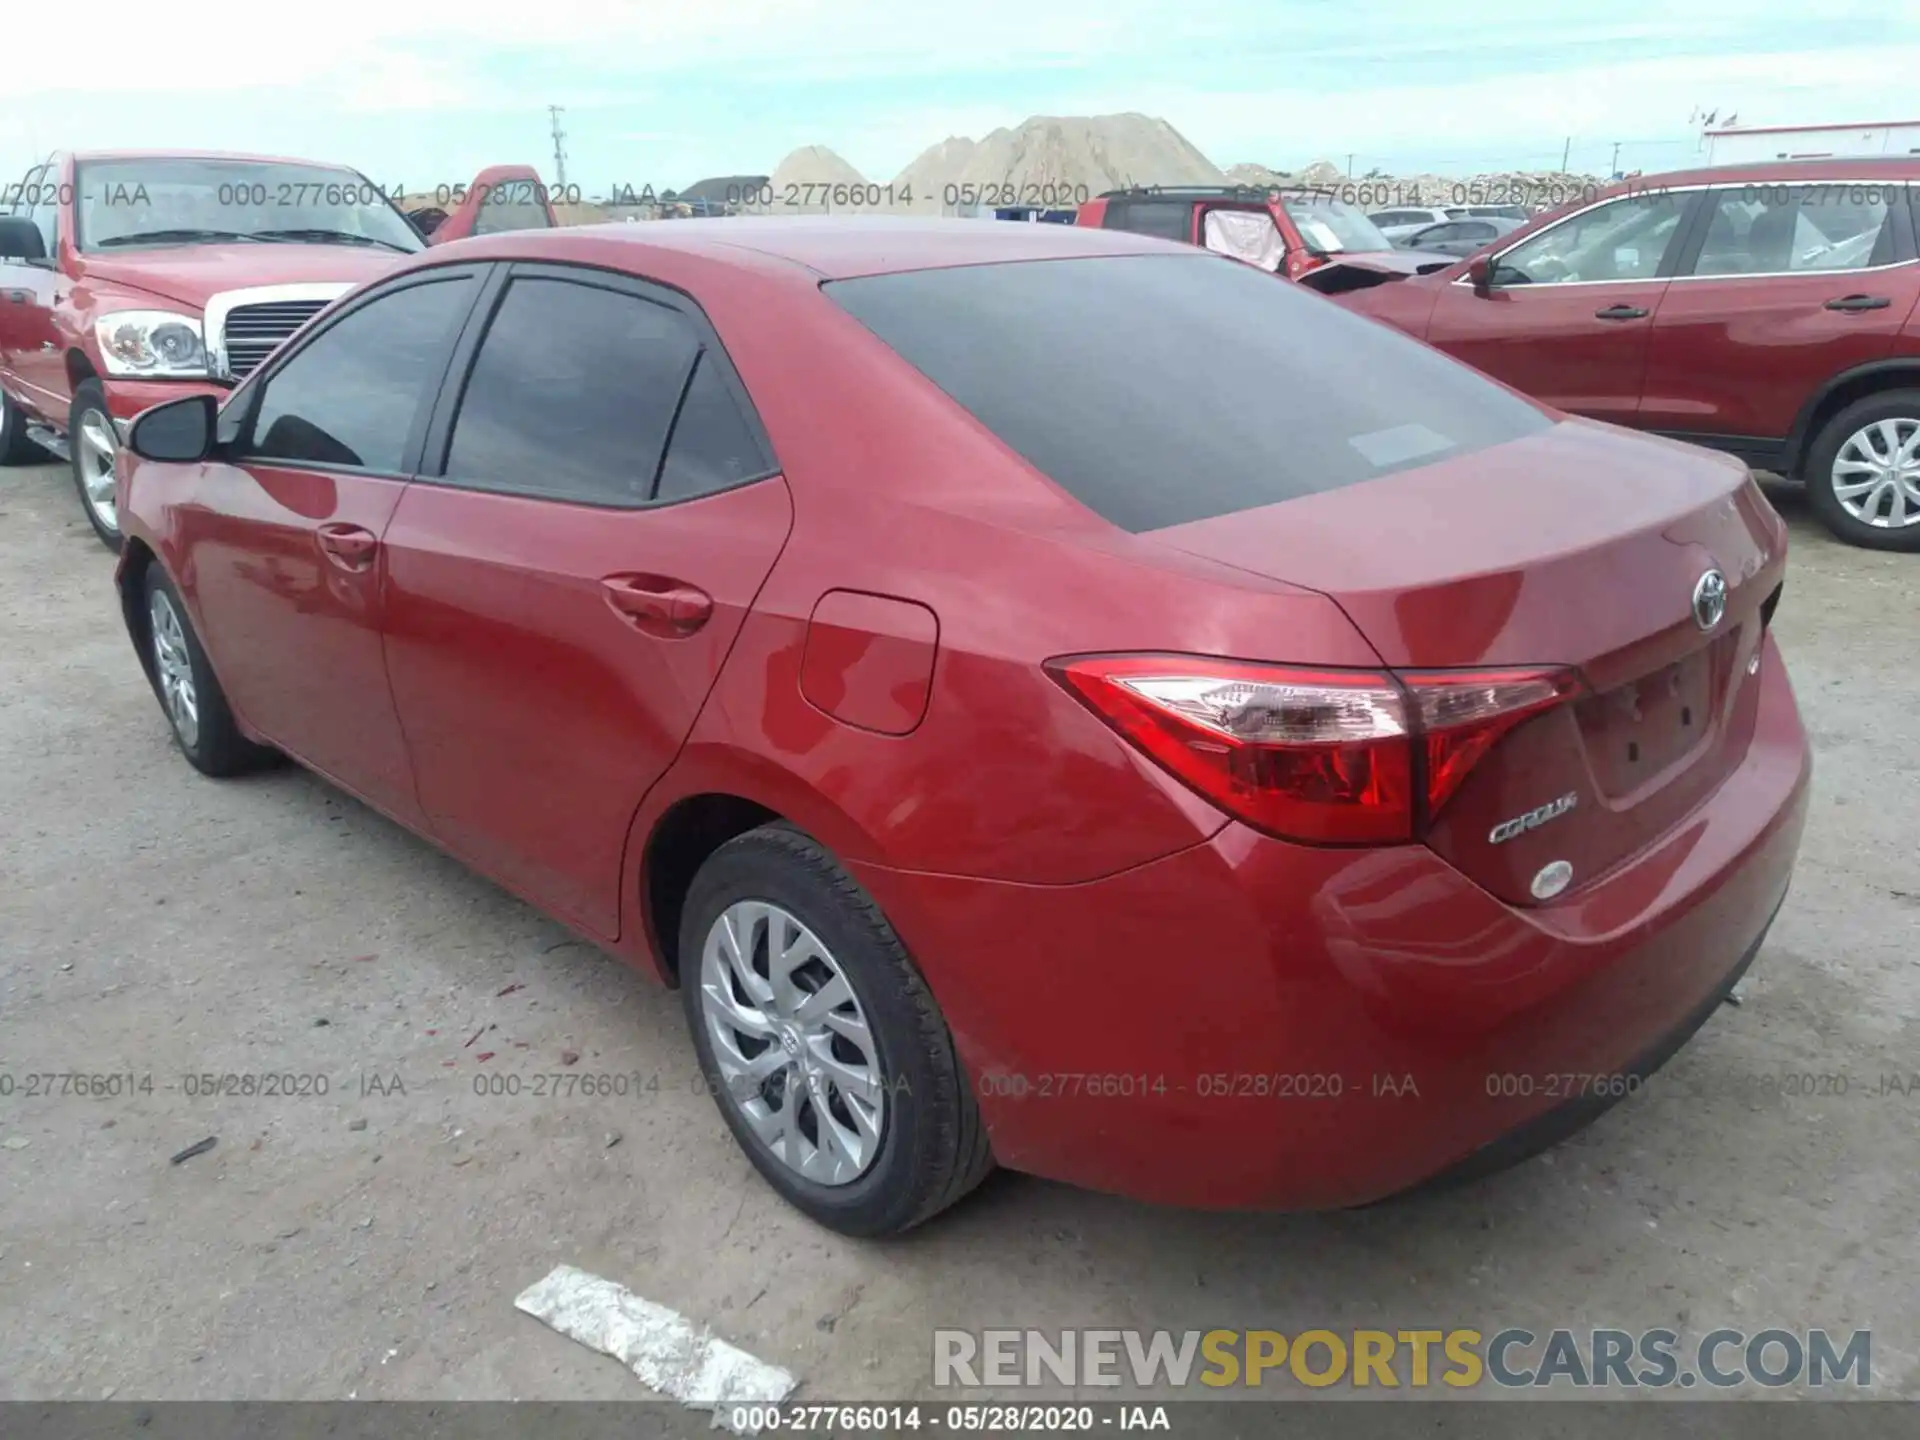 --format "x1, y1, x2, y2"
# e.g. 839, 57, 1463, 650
5, 0, 1917, 192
